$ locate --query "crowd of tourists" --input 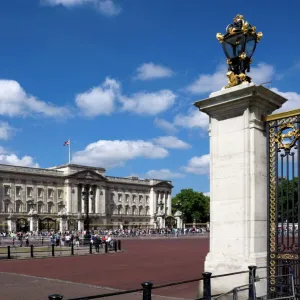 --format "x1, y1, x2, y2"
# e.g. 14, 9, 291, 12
0, 226, 208, 249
